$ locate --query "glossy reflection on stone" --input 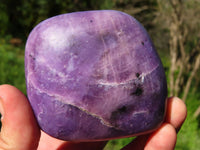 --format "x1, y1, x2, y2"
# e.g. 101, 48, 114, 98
25, 10, 167, 141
